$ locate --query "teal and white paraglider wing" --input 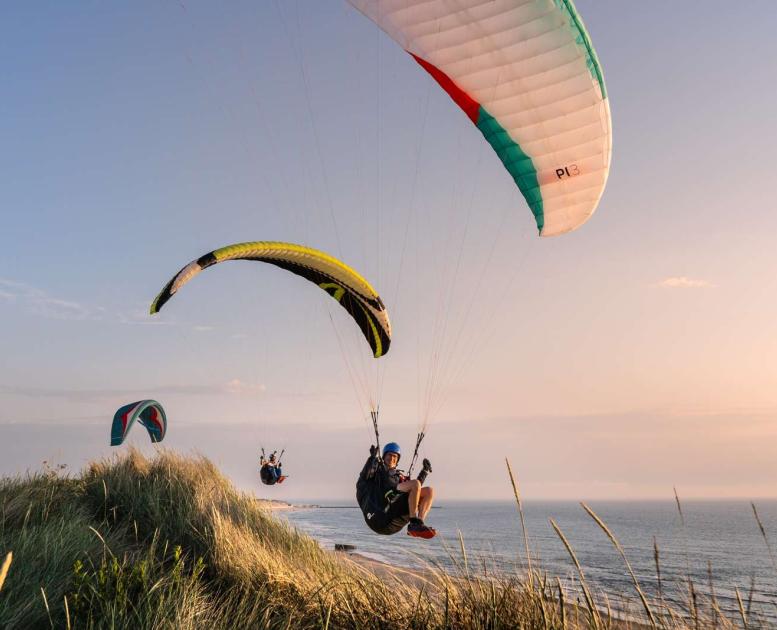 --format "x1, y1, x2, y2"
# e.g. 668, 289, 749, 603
111, 400, 167, 446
